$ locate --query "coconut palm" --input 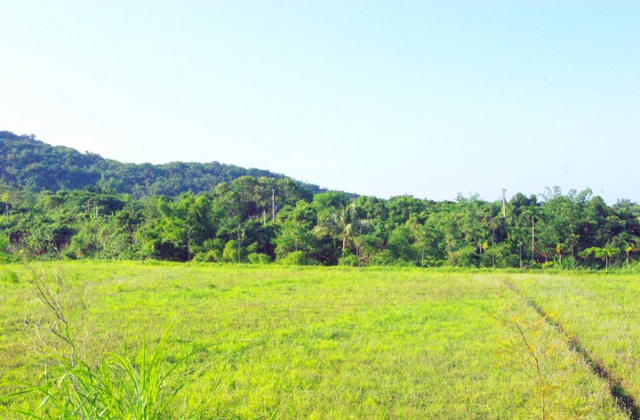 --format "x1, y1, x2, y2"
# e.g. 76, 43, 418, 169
315, 202, 360, 256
